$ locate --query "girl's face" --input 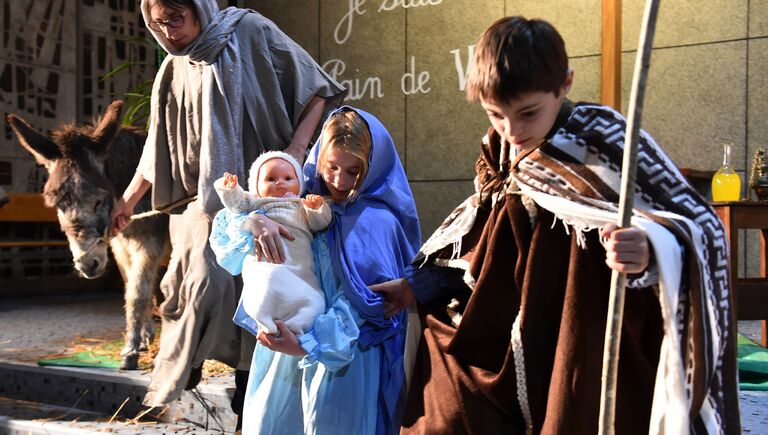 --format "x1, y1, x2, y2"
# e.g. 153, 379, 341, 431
321, 147, 363, 202
148, 4, 201, 50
